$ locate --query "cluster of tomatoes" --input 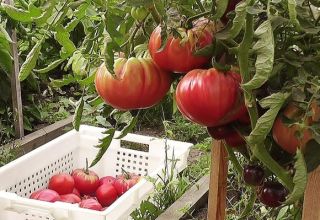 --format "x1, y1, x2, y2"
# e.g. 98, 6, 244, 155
30, 167, 140, 211
243, 164, 288, 207
95, 17, 248, 148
